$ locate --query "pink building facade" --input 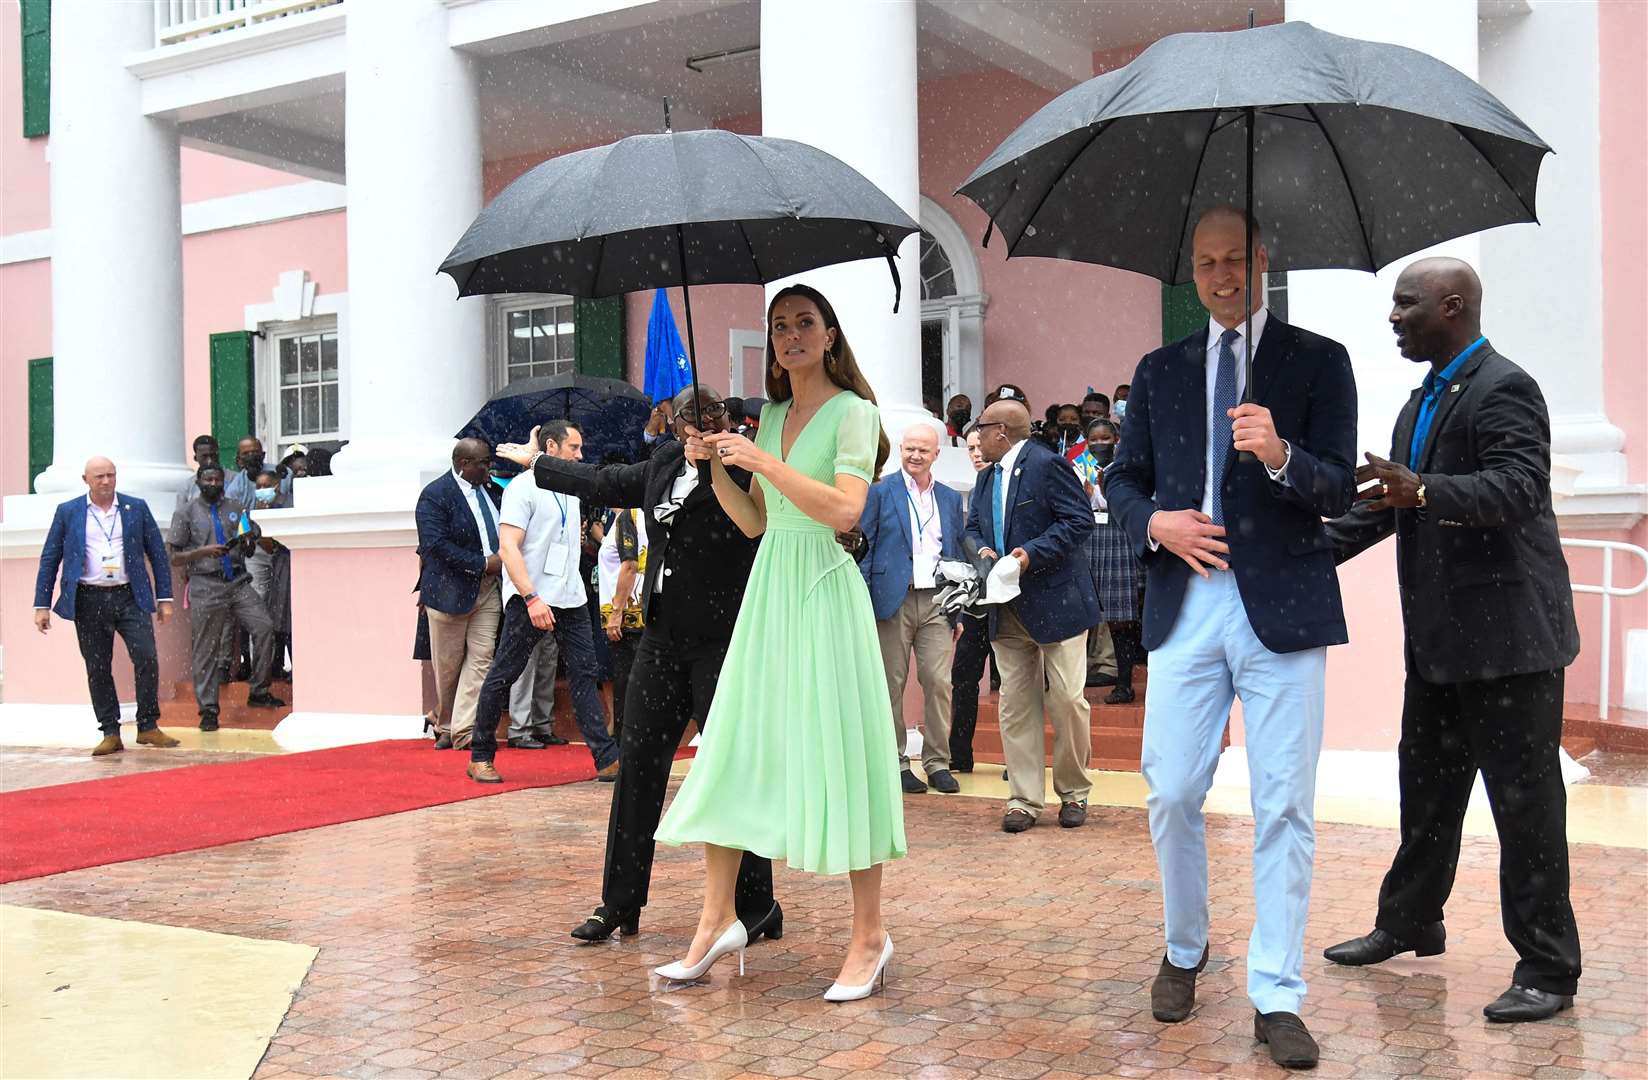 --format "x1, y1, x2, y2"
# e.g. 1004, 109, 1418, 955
2, 0, 1643, 753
